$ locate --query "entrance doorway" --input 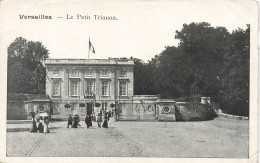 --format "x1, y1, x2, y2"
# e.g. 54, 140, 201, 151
86, 102, 93, 115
